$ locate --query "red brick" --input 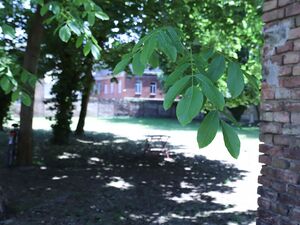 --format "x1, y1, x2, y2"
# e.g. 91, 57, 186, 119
276, 41, 293, 54
259, 134, 274, 145
292, 65, 300, 75
261, 112, 274, 121
282, 124, 300, 135
273, 135, 291, 146
279, 0, 293, 7
258, 176, 272, 187
293, 39, 300, 50
260, 122, 282, 134
271, 156, 291, 168
278, 193, 300, 209
259, 144, 283, 156
284, 146, 300, 160
272, 54, 283, 65
261, 101, 284, 112
259, 154, 272, 164
263, 8, 285, 22
258, 197, 272, 209
287, 184, 300, 196
289, 27, 300, 40
290, 207, 300, 221
283, 52, 299, 64
296, 15, 300, 27
275, 88, 291, 99
284, 102, 300, 111
264, 0, 278, 12
271, 181, 287, 192
290, 160, 300, 173
258, 185, 278, 201
280, 76, 300, 88
273, 111, 290, 122
279, 65, 292, 76
257, 209, 278, 224
291, 88, 300, 99
262, 87, 275, 99
291, 112, 300, 124
285, 3, 300, 17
